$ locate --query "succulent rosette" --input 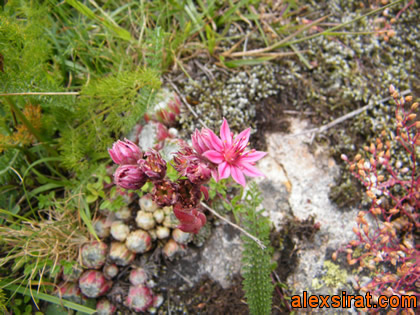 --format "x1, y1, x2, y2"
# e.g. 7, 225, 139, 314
81, 241, 108, 269
79, 270, 113, 298
125, 285, 154, 312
